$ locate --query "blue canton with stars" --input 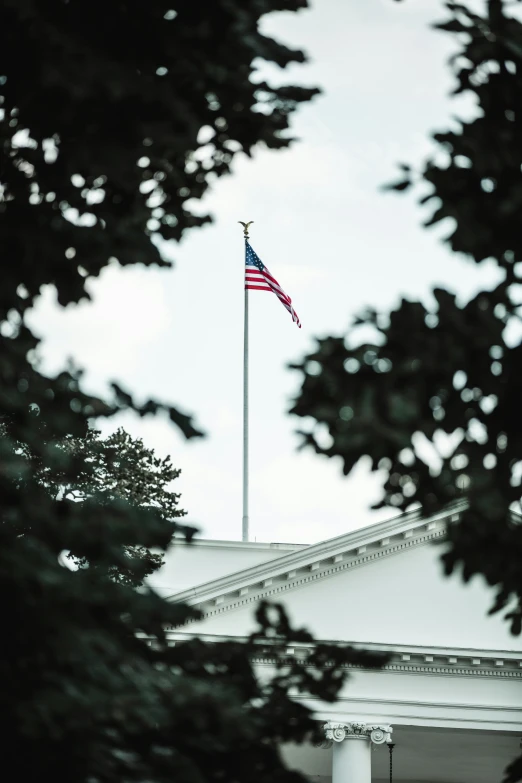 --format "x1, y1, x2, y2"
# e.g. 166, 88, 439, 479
246, 241, 266, 271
